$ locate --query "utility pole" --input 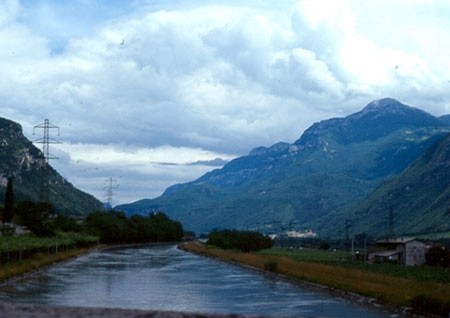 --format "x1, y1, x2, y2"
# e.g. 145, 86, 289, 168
345, 219, 352, 241
388, 207, 395, 239
33, 119, 60, 212
345, 219, 352, 251
104, 177, 119, 209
